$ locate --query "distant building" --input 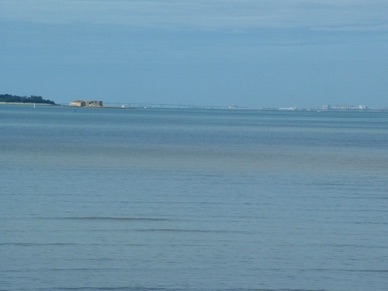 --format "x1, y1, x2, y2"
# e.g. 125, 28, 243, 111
322, 104, 368, 111
69, 100, 86, 107
278, 106, 297, 111
69, 100, 103, 107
